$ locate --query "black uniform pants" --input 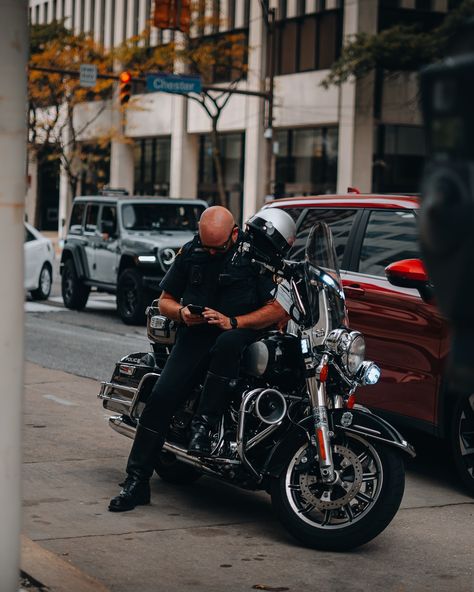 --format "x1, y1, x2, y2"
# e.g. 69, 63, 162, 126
139, 326, 259, 435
